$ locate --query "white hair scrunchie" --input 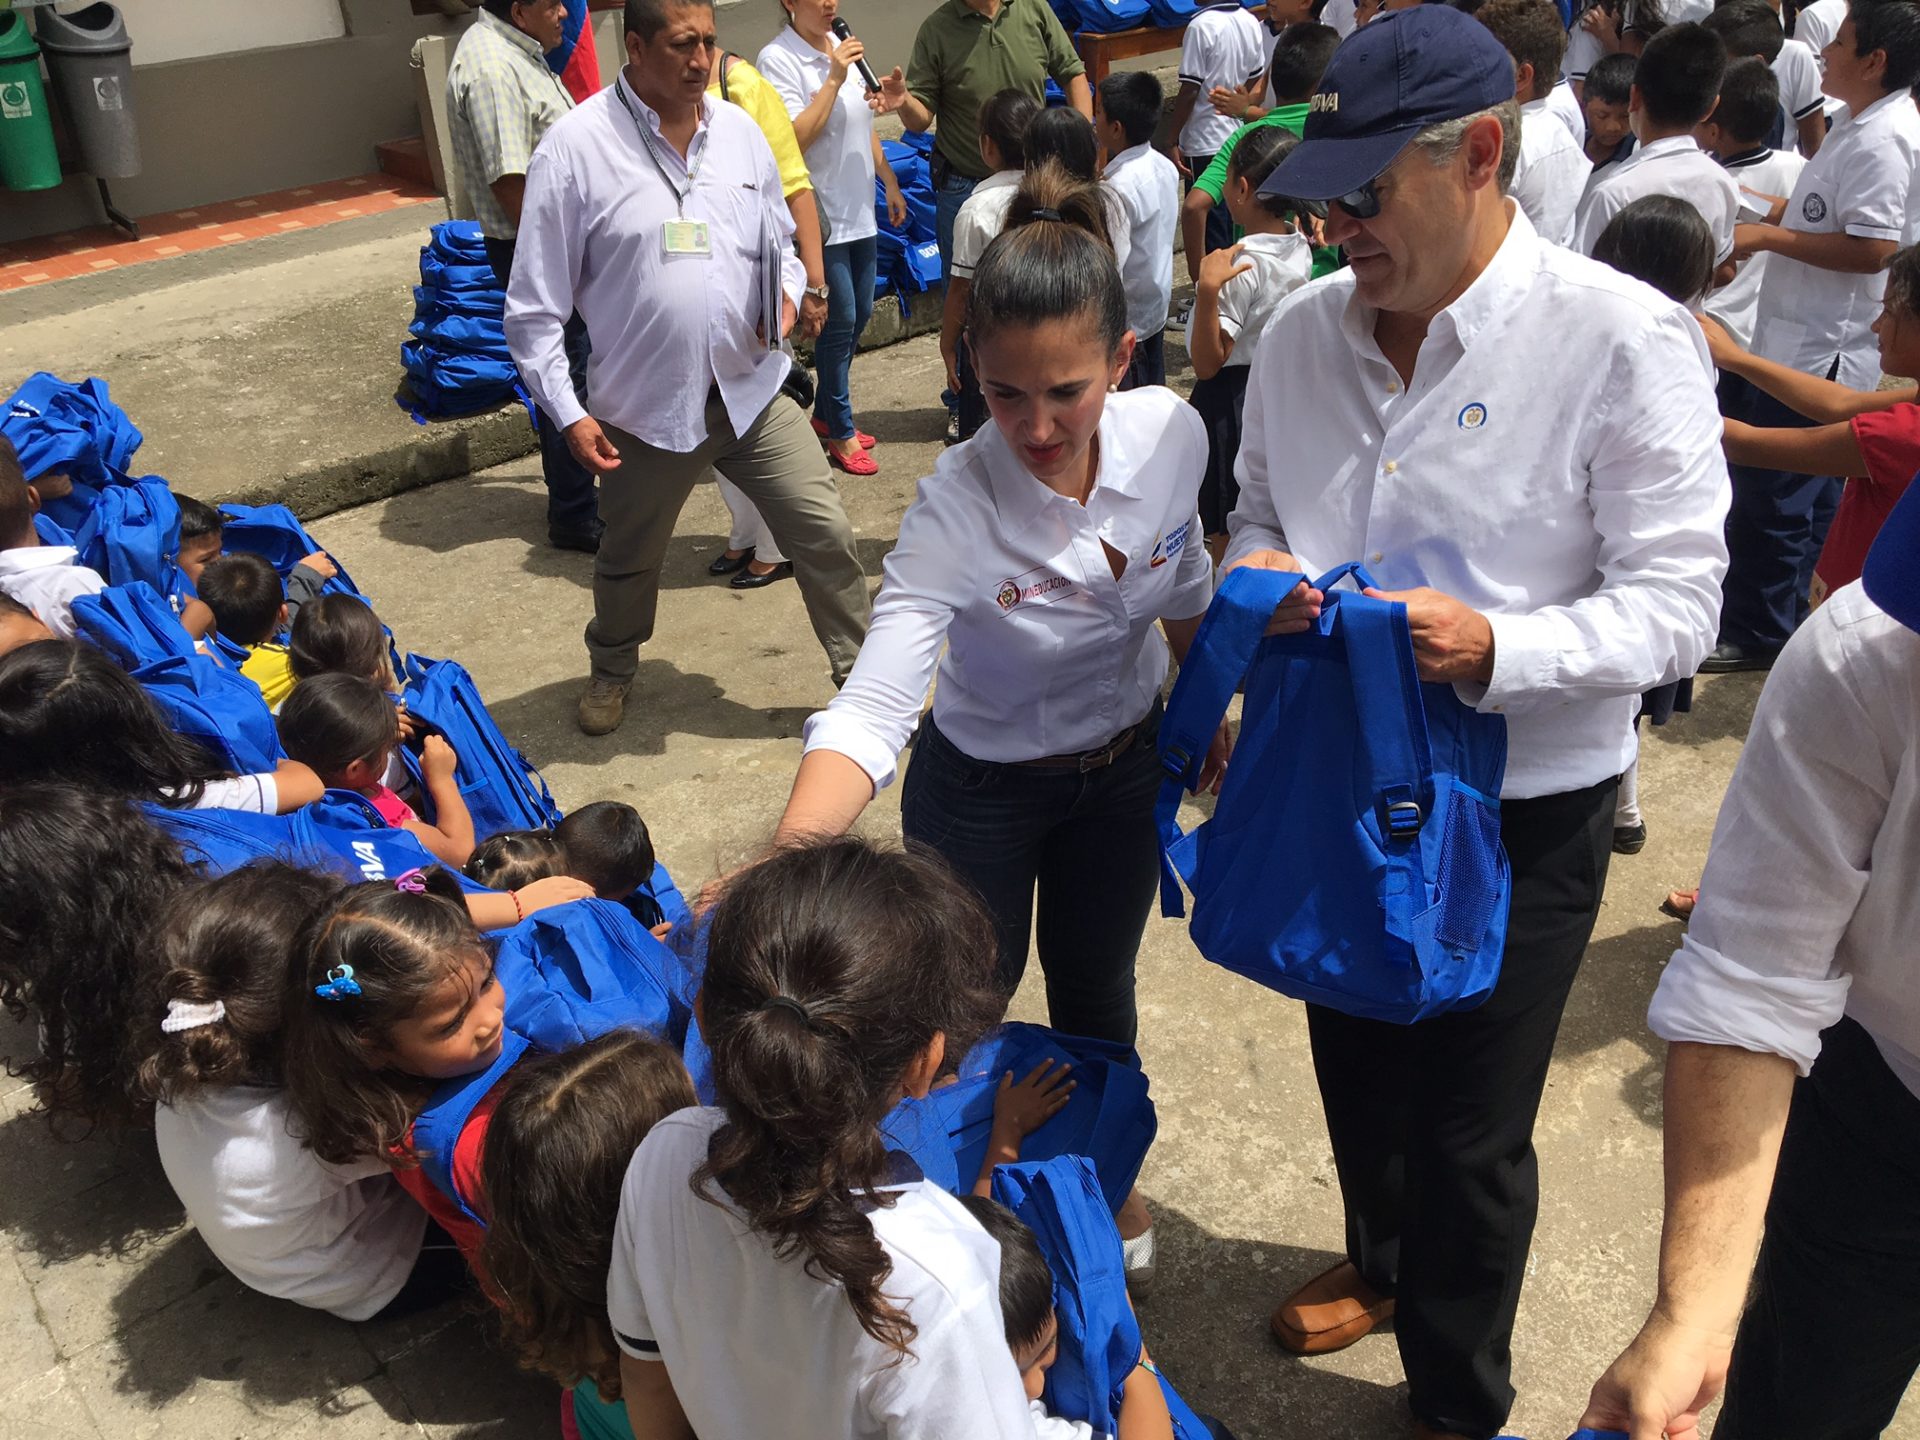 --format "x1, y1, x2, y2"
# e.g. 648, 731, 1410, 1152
161, 999, 227, 1034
